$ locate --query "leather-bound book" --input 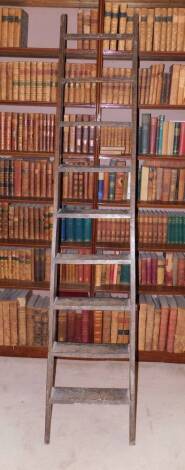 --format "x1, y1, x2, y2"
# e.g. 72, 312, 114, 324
103, 2, 112, 50
158, 296, 169, 351
17, 290, 31, 346
90, 9, 98, 50
83, 10, 90, 50
171, 8, 178, 51
166, 296, 178, 353
93, 310, 103, 343
177, 8, 185, 52
146, 8, 154, 52
169, 64, 180, 104
110, 3, 119, 51
82, 310, 90, 343
102, 311, 111, 343
166, 8, 173, 51
7, 62, 13, 101
125, 8, 134, 52
36, 61, 43, 102
139, 8, 147, 52
1, 8, 8, 46
178, 168, 185, 201
118, 3, 127, 51
111, 311, 119, 344
160, 8, 167, 52
152, 296, 161, 351
43, 62, 51, 102
138, 295, 147, 350
30, 62, 37, 101
13, 62, 19, 101
153, 8, 162, 51
57, 311, 67, 342
144, 295, 155, 350
14, 9, 28, 47
50, 62, 57, 103
174, 296, 185, 353
77, 10, 83, 50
